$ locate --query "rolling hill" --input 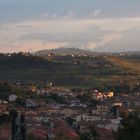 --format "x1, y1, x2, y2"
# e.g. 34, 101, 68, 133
35, 47, 103, 56
0, 52, 139, 91
36, 47, 140, 55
